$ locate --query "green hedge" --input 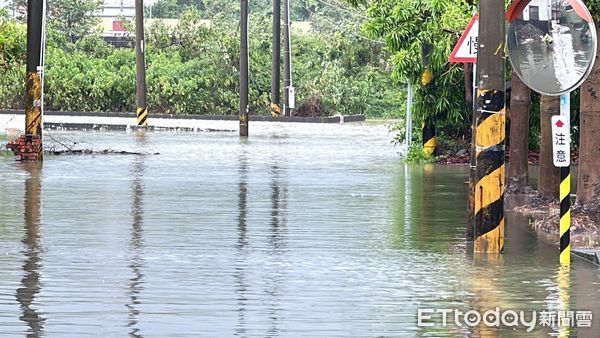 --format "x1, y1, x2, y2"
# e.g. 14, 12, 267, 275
0, 12, 404, 118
